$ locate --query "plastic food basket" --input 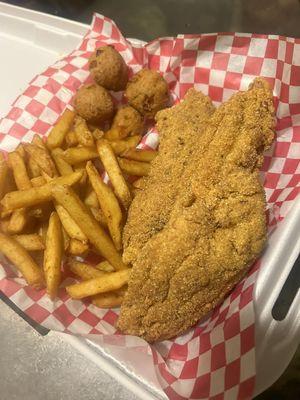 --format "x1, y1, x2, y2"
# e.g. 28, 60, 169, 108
0, 2, 299, 398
